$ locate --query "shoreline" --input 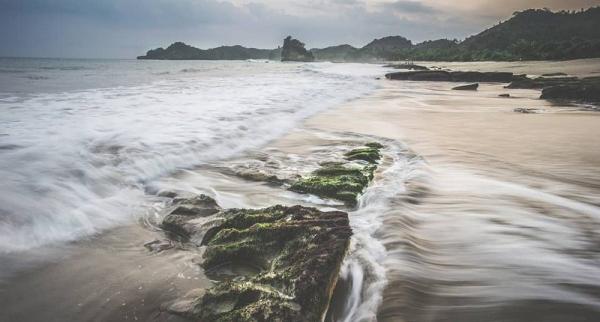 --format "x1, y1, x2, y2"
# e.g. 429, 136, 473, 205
1, 59, 600, 321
